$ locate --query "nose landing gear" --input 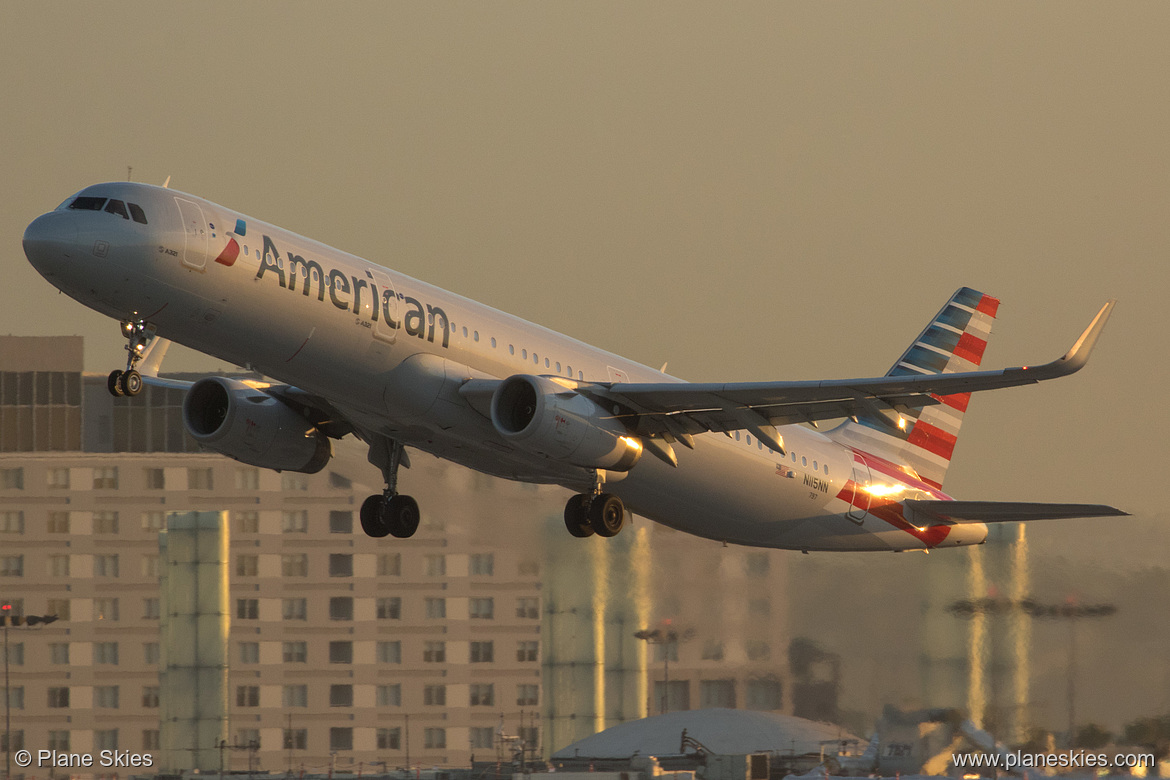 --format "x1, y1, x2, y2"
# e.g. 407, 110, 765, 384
107, 319, 155, 397
360, 437, 421, 539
